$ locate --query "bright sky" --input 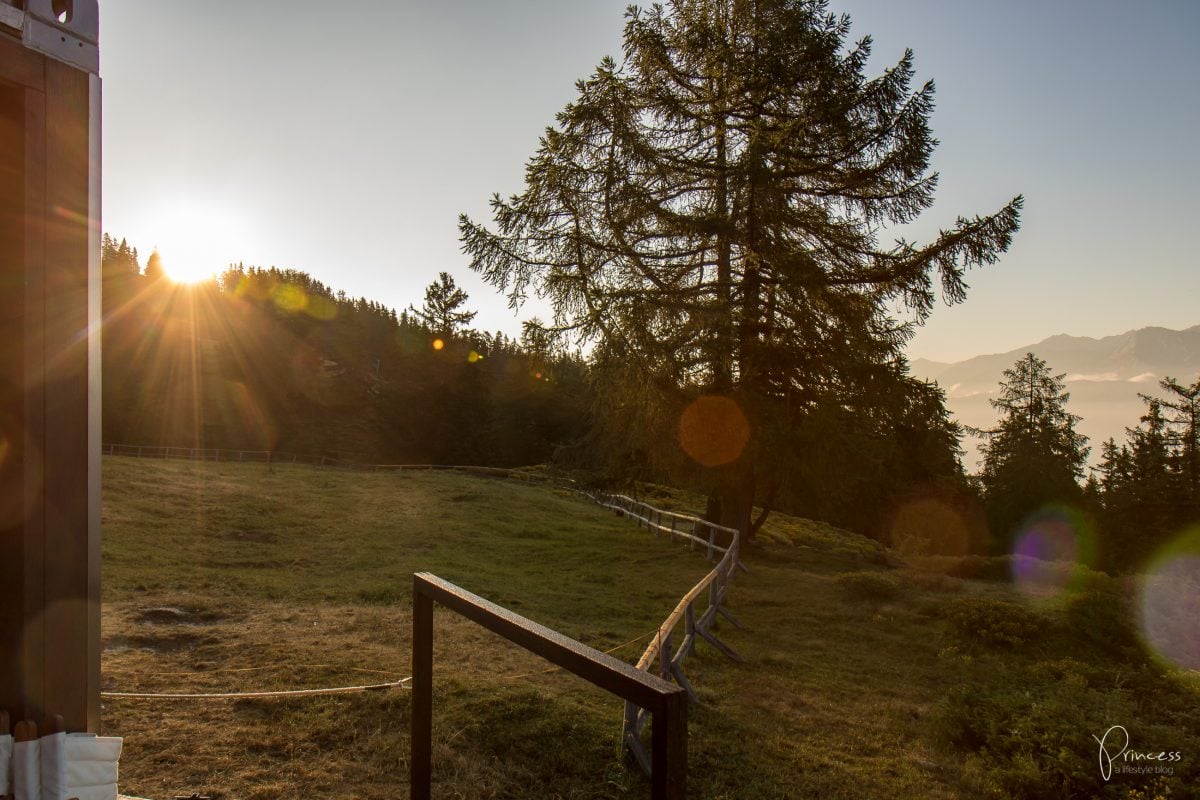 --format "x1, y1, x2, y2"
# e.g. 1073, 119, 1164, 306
99, 0, 1200, 363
